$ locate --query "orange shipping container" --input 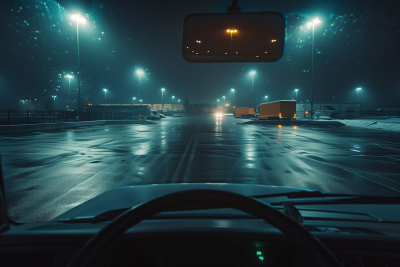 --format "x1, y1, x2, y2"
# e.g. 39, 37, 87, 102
256, 100, 296, 120
235, 107, 254, 118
